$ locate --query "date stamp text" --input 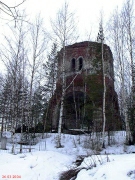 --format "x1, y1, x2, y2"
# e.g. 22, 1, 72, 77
2, 175, 21, 178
